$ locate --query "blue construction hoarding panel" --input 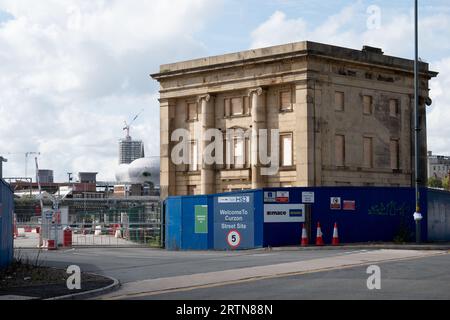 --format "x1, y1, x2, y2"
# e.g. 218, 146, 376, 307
263, 187, 427, 246
165, 187, 428, 250
213, 193, 255, 250
0, 180, 14, 268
